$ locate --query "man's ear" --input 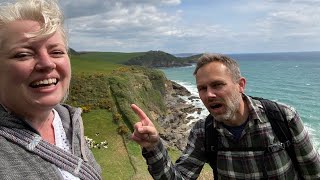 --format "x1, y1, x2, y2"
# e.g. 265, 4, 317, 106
238, 77, 246, 93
